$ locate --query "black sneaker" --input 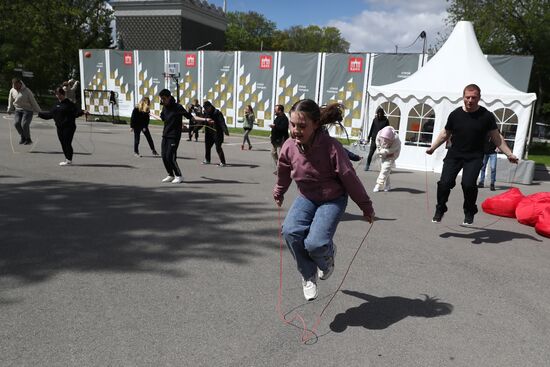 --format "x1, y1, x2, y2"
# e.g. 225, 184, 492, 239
477, 182, 484, 188
463, 213, 474, 225
19, 138, 25, 144
490, 184, 495, 191
24, 139, 33, 145
432, 209, 444, 223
